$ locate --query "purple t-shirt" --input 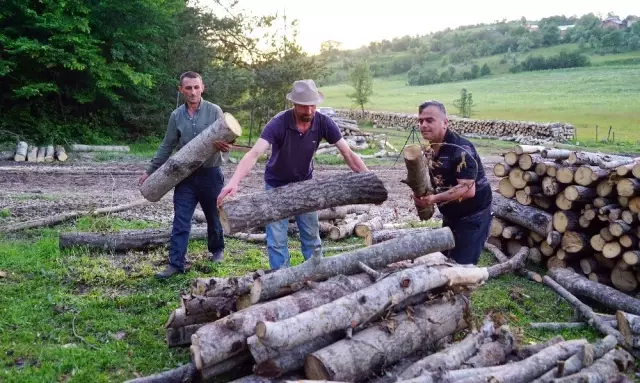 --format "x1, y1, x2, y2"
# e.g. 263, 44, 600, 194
260, 109, 343, 187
